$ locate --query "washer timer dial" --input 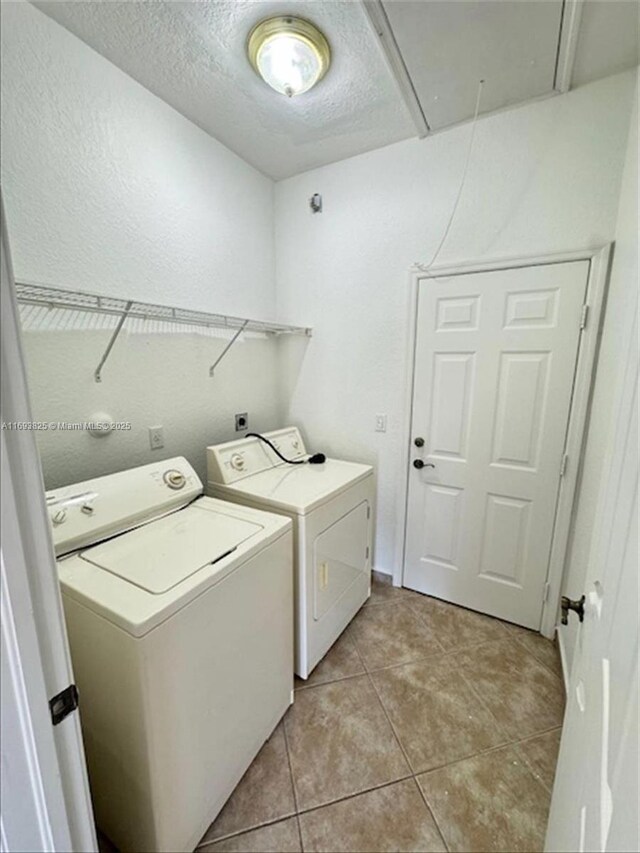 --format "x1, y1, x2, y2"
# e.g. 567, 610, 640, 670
163, 469, 186, 490
230, 453, 245, 472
